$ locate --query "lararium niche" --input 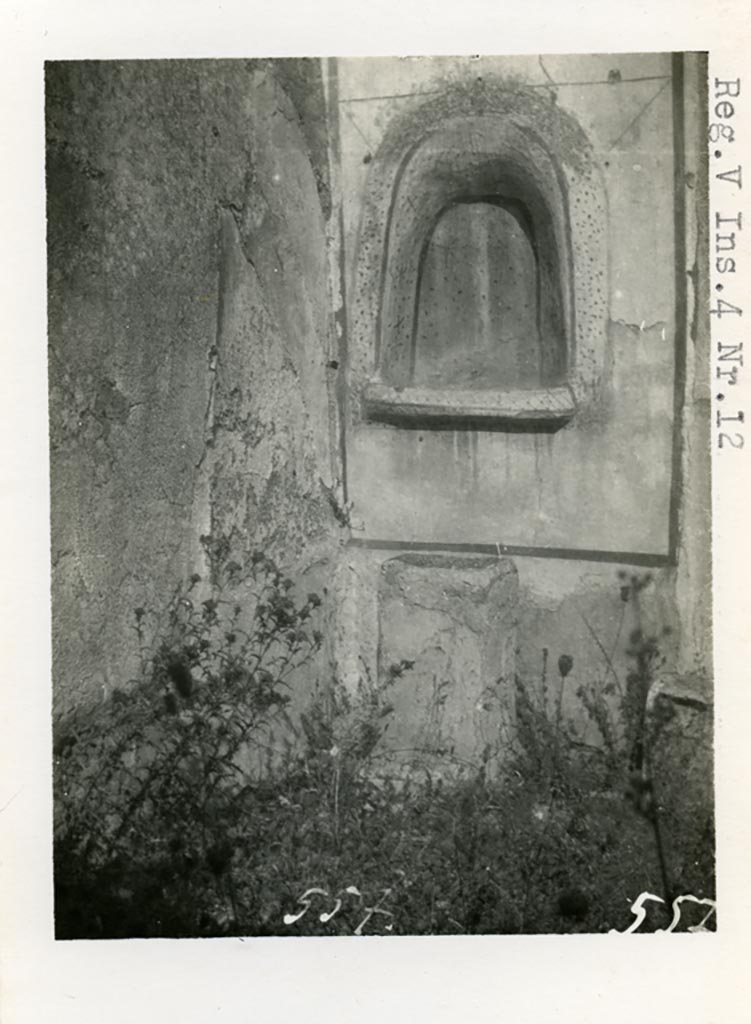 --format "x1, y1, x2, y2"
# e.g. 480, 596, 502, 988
352, 83, 608, 430
342, 57, 684, 555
